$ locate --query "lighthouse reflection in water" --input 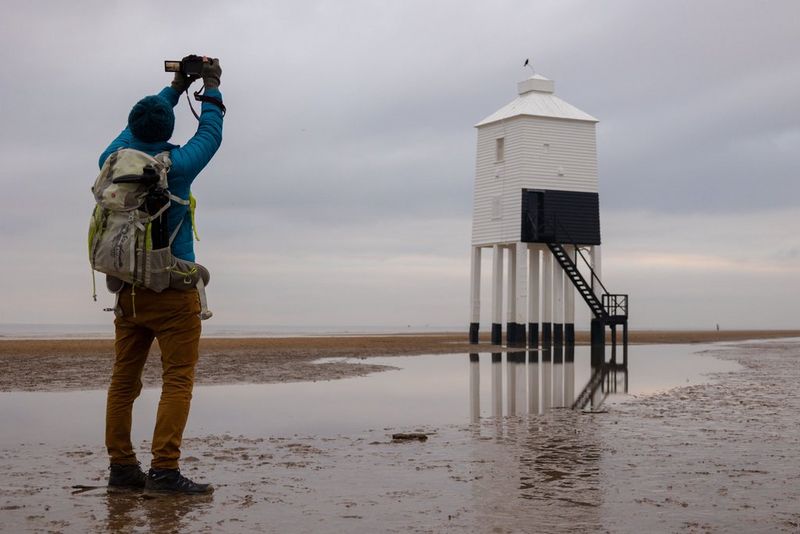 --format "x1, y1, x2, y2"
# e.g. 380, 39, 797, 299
468, 345, 628, 422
